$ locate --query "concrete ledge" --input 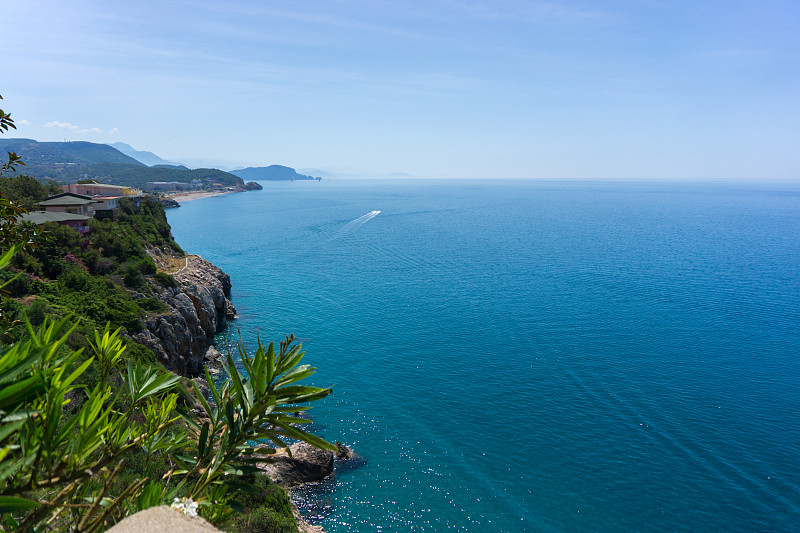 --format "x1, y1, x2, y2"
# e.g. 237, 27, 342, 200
105, 505, 222, 533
